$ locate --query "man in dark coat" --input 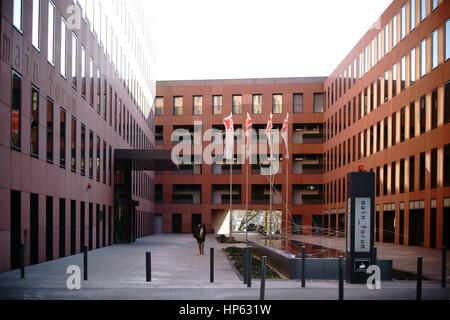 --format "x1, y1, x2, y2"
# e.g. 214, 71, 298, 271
193, 223, 207, 255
